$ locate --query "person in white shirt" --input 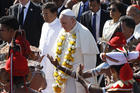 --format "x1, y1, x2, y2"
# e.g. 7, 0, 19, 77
39, 2, 62, 93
